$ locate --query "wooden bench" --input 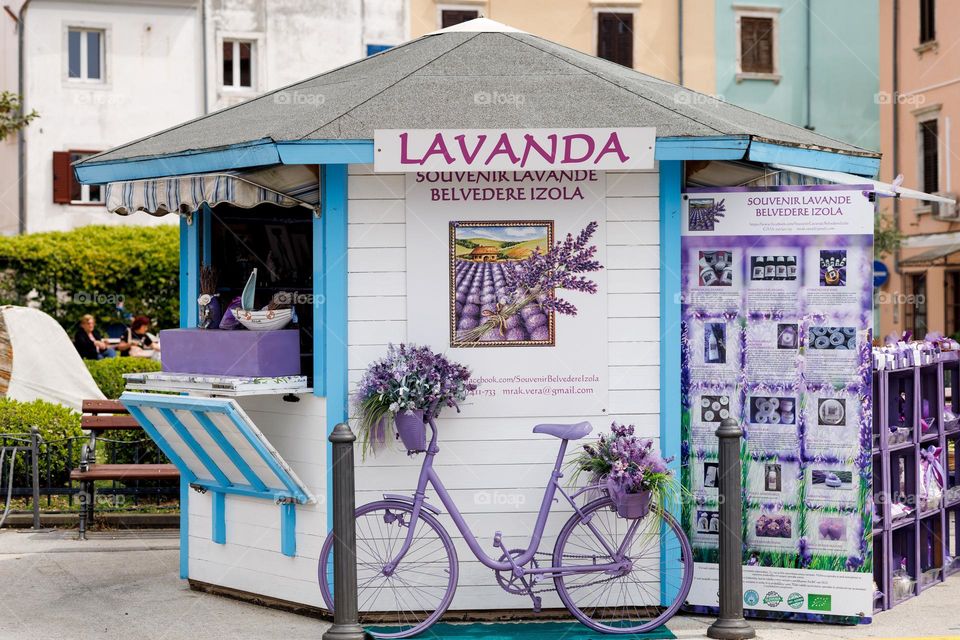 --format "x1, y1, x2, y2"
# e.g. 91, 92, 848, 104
72, 399, 178, 538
